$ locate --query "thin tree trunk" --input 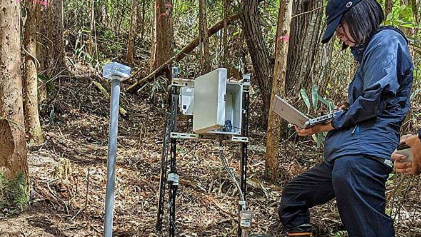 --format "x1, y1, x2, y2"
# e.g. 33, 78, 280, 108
199, 0, 211, 73
138, 0, 146, 41
264, 0, 293, 183
24, 1, 44, 146
240, 0, 273, 127
47, 0, 65, 76
385, 0, 393, 16
101, 4, 108, 26
411, 0, 419, 34
0, 0, 29, 204
149, 0, 157, 71
149, 0, 172, 80
88, 0, 95, 55
167, 0, 174, 86
223, 0, 229, 67
127, 0, 138, 65
36, 5, 48, 103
